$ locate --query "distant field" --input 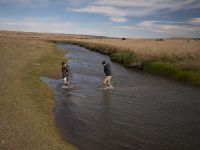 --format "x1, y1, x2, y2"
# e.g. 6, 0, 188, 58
1, 30, 200, 86
67, 38, 200, 70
